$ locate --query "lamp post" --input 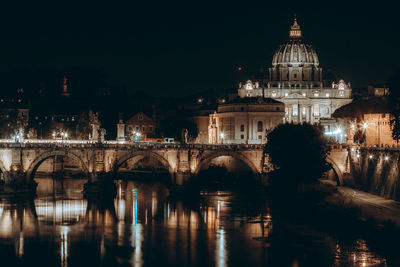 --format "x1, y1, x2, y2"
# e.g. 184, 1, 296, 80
220, 132, 225, 144
13, 132, 23, 143
132, 131, 141, 142
60, 131, 68, 143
